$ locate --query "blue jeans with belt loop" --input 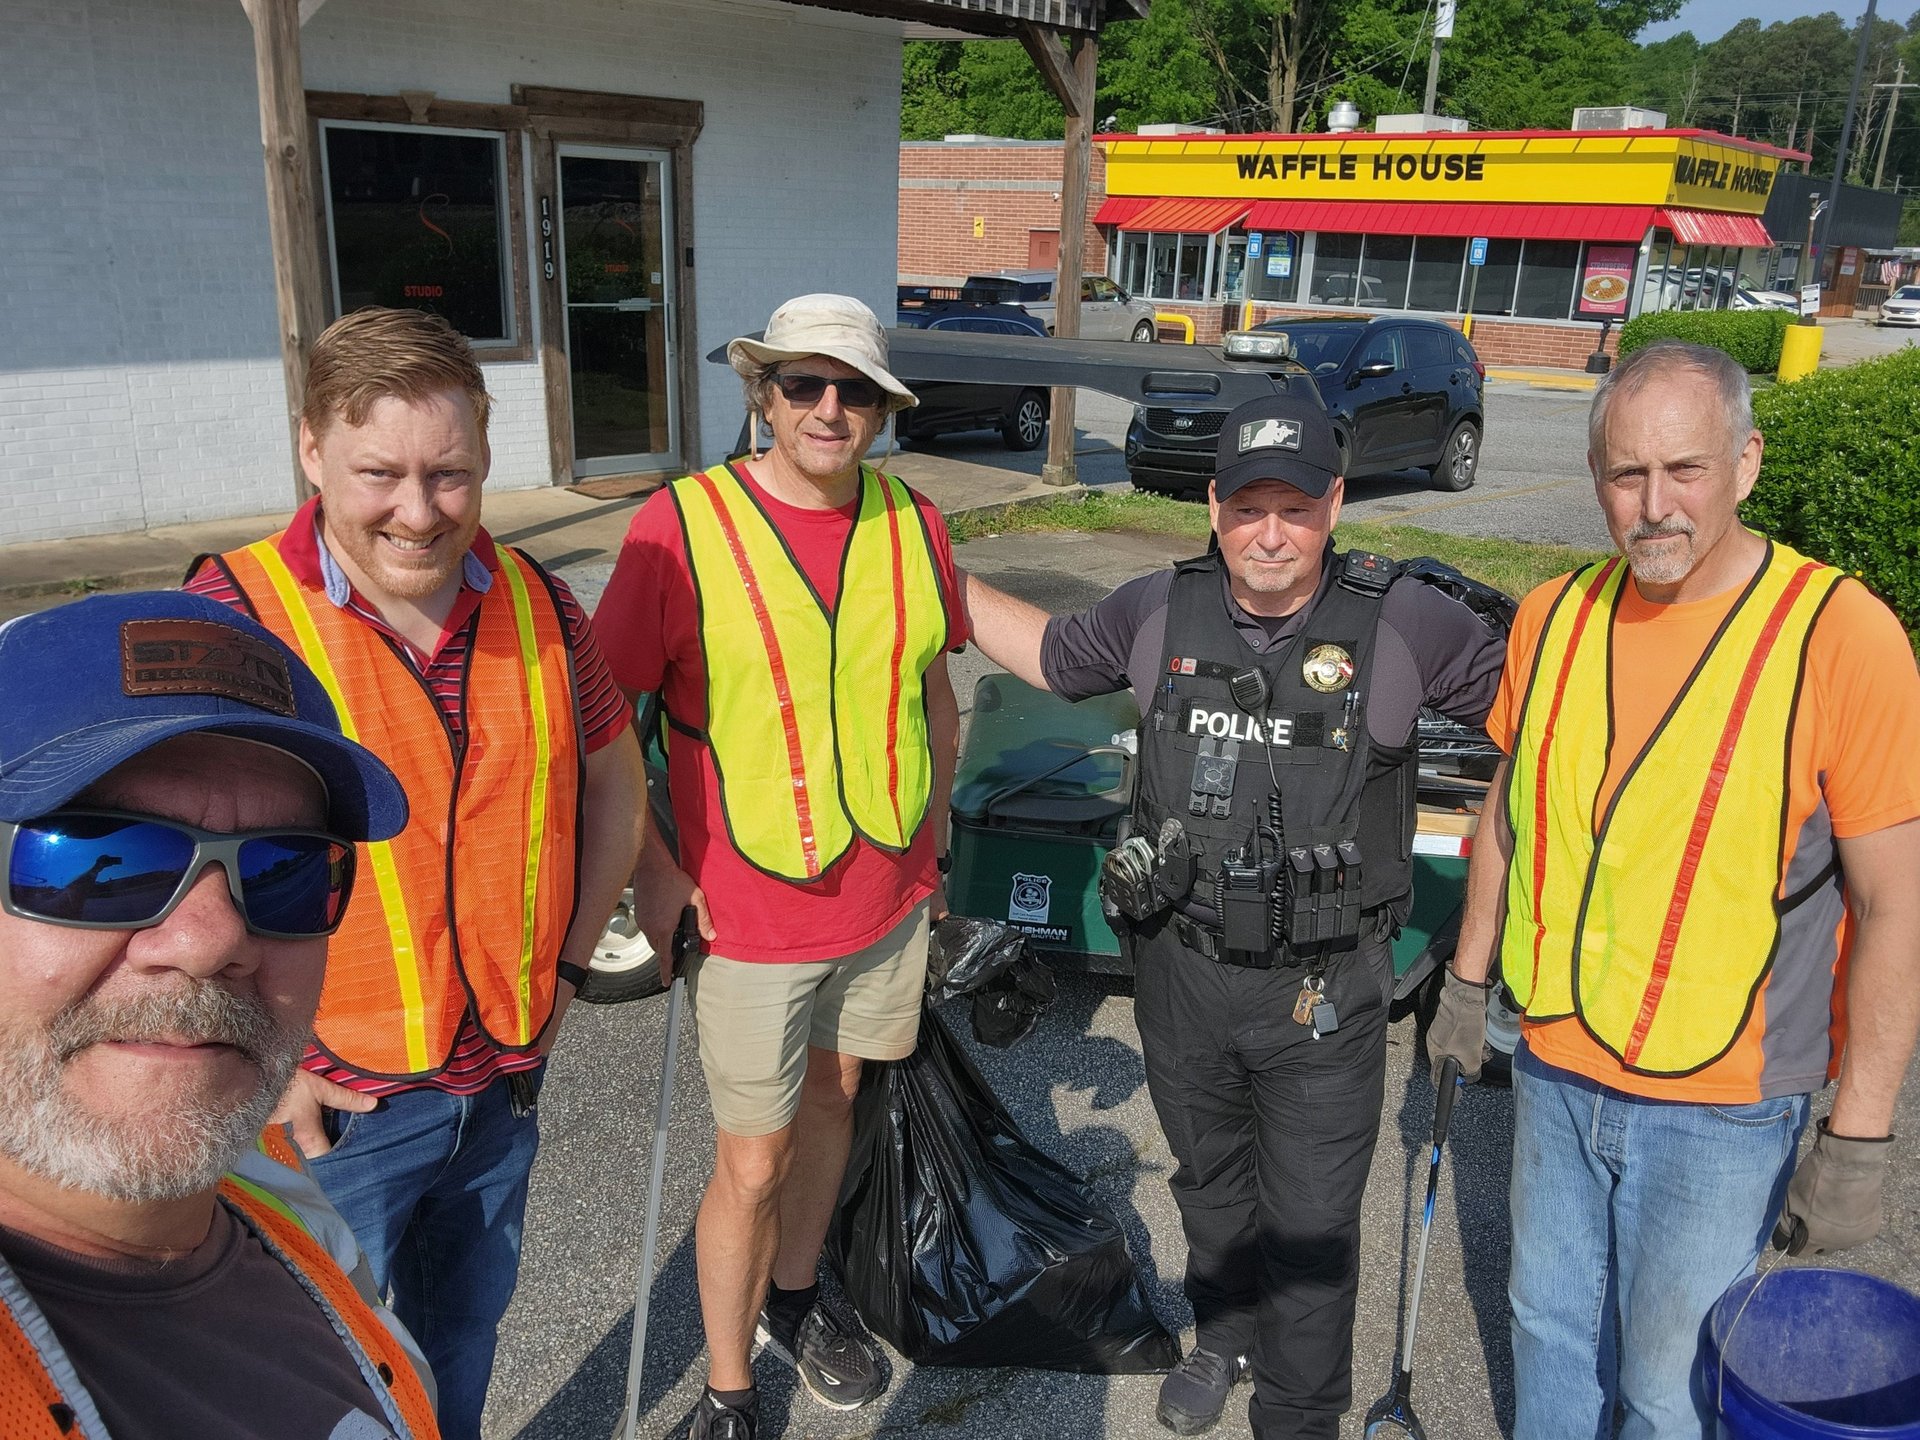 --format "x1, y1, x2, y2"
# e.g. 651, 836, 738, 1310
1508, 1043, 1809, 1440
308, 1066, 544, 1440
